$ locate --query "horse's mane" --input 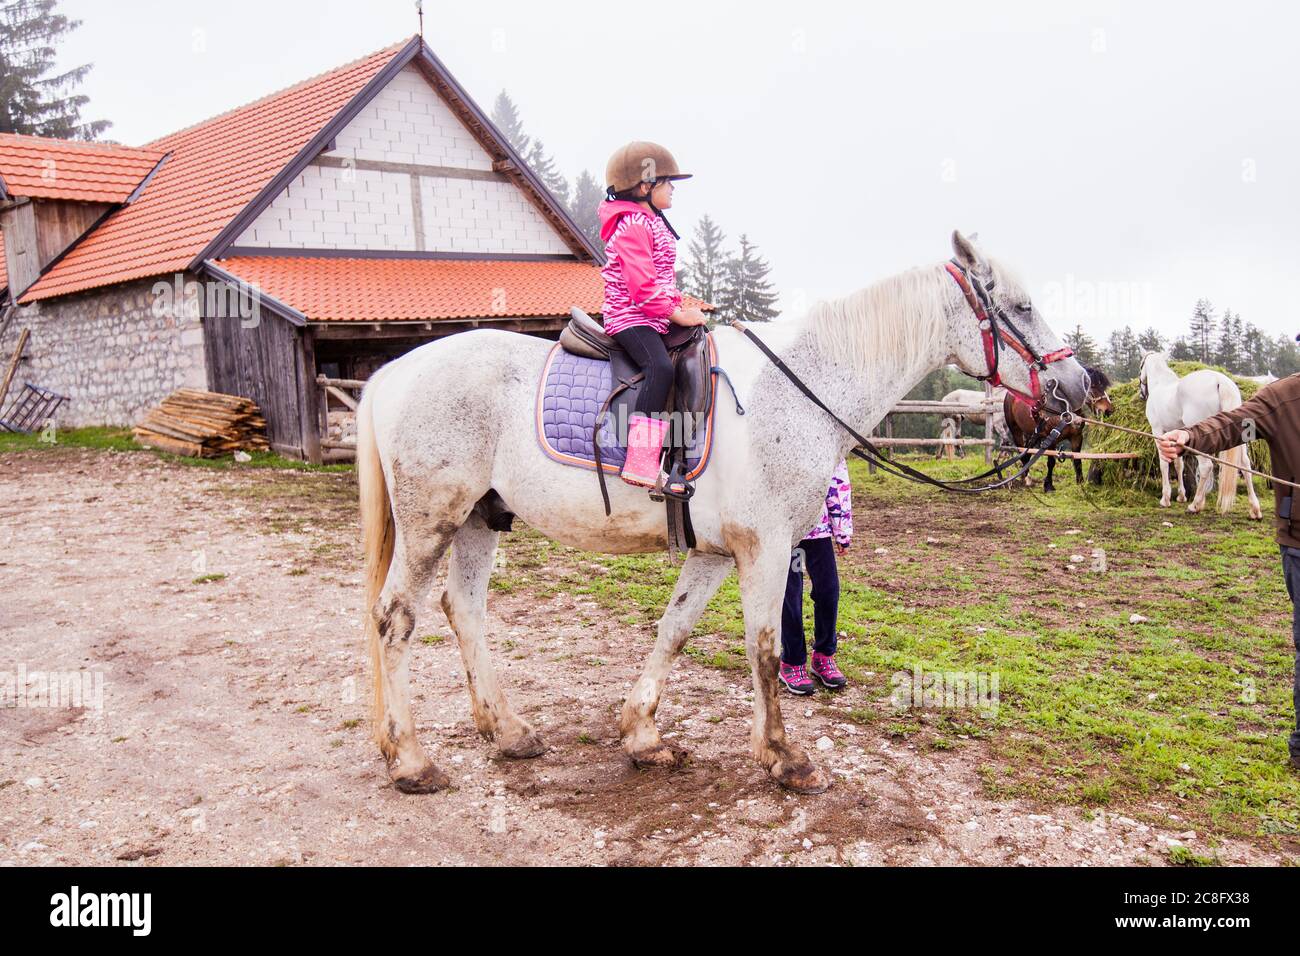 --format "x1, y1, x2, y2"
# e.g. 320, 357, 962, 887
804, 265, 949, 379
1085, 366, 1112, 391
